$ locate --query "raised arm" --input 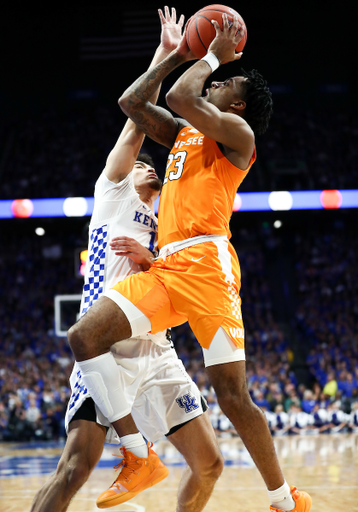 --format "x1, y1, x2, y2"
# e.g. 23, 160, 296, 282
105, 7, 185, 183
166, 15, 255, 162
118, 14, 197, 149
